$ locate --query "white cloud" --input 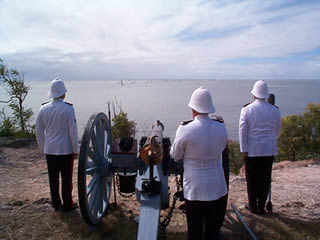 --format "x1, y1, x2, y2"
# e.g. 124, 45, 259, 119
0, 0, 319, 80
